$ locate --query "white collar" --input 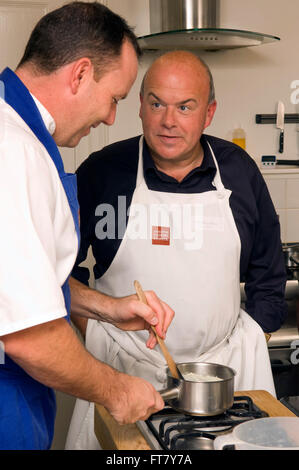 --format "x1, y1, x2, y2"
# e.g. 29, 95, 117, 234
30, 93, 56, 136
